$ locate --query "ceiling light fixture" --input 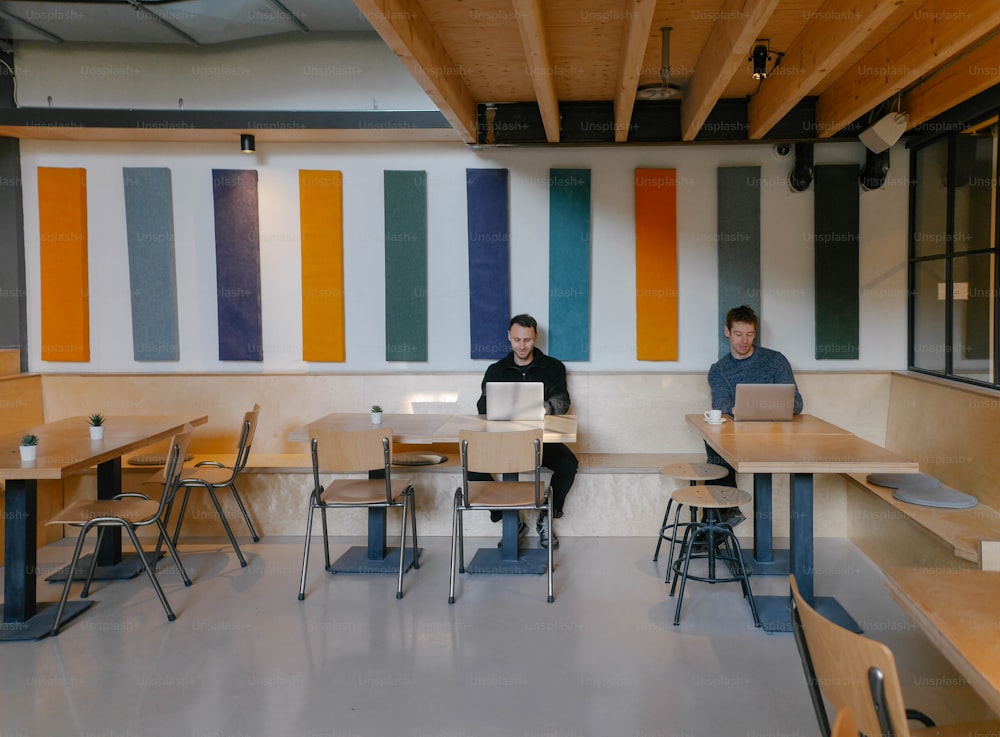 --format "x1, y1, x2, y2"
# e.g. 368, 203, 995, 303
636, 26, 682, 101
859, 96, 909, 153
240, 133, 255, 153
749, 41, 783, 81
